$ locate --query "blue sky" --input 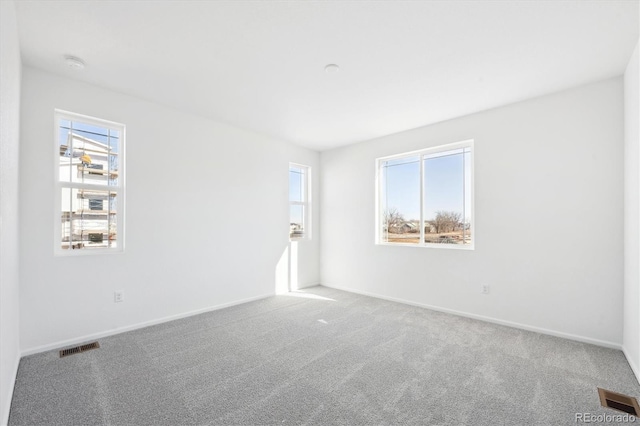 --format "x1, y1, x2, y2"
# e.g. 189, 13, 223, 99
289, 167, 305, 225
59, 119, 119, 153
382, 149, 471, 223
